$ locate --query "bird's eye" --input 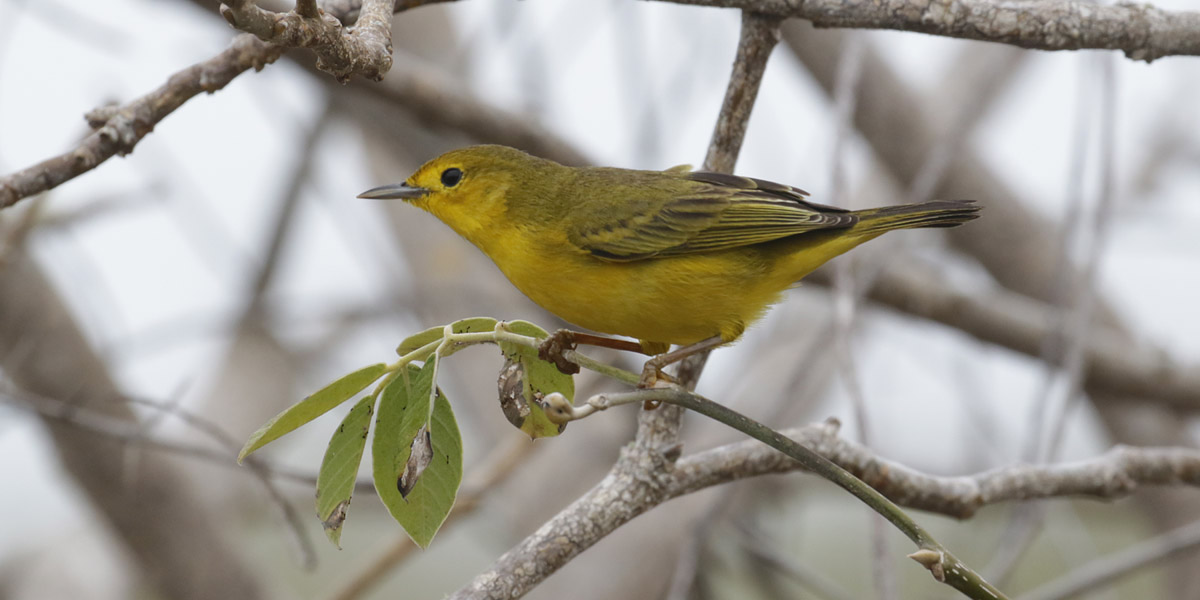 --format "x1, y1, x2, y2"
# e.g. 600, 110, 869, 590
440, 168, 463, 188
